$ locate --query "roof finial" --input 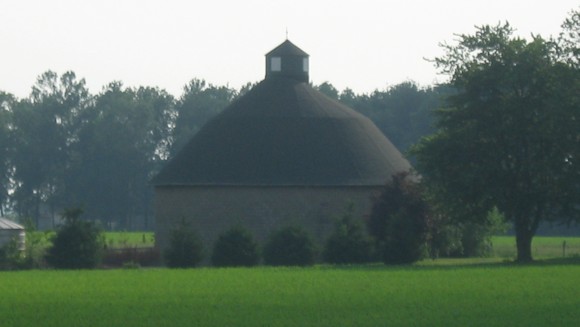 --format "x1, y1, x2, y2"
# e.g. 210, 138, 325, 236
285, 28, 288, 40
